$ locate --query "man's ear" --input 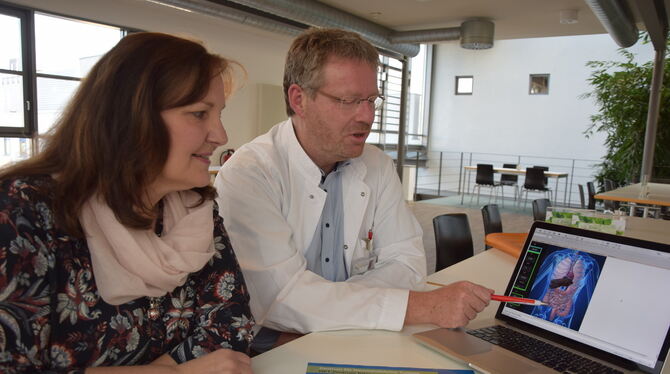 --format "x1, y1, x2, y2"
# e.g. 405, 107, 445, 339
288, 83, 307, 117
